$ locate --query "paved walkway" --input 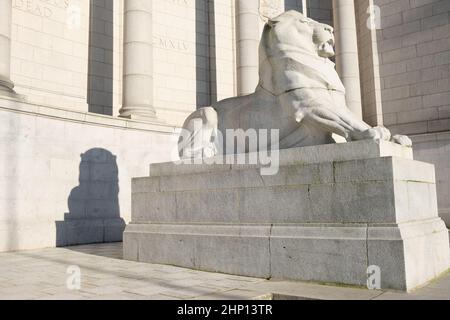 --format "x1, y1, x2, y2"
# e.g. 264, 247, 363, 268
0, 243, 449, 300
